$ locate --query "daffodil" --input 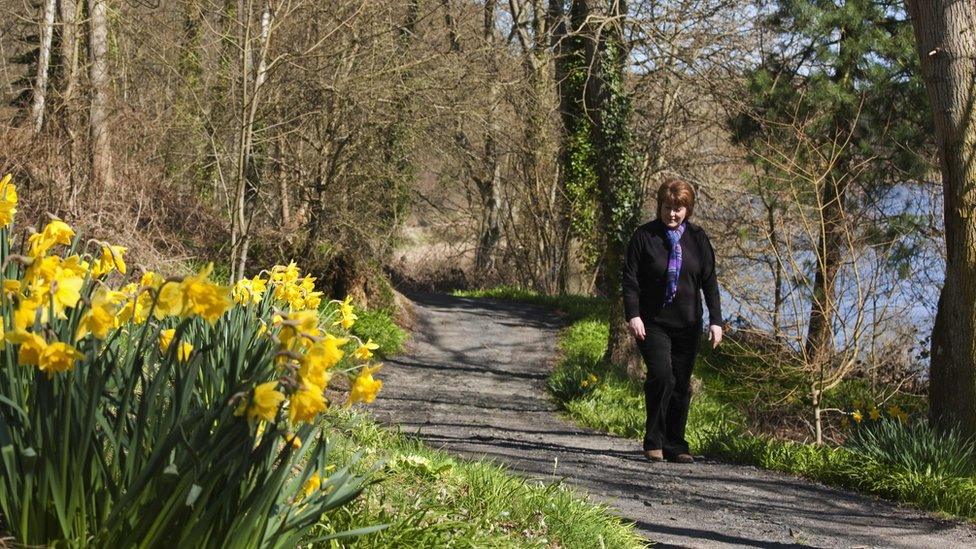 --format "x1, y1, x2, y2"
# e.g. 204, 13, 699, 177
176, 341, 193, 362
91, 245, 127, 278
353, 338, 379, 360
233, 275, 268, 305
27, 219, 75, 257
3, 279, 21, 297
301, 472, 321, 499
852, 410, 863, 423
869, 407, 881, 421
334, 296, 357, 330
348, 363, 383, 405
181, 263, 232, 323
289, 381, 327, 424
6, 330, 47, 366
248, 381, 285, 422
158, 328, 176, 353
0, 173, 18, 227
38, 341, 84, 377
153, 280, 185, 319
75, 287, 124, 340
